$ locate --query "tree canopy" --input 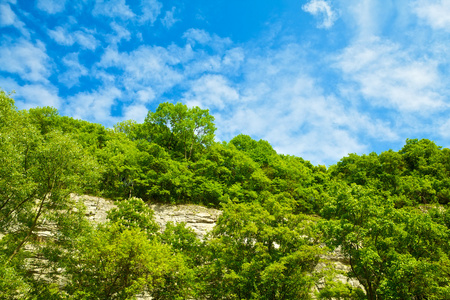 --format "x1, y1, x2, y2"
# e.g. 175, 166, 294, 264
1, 90, 449, 299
